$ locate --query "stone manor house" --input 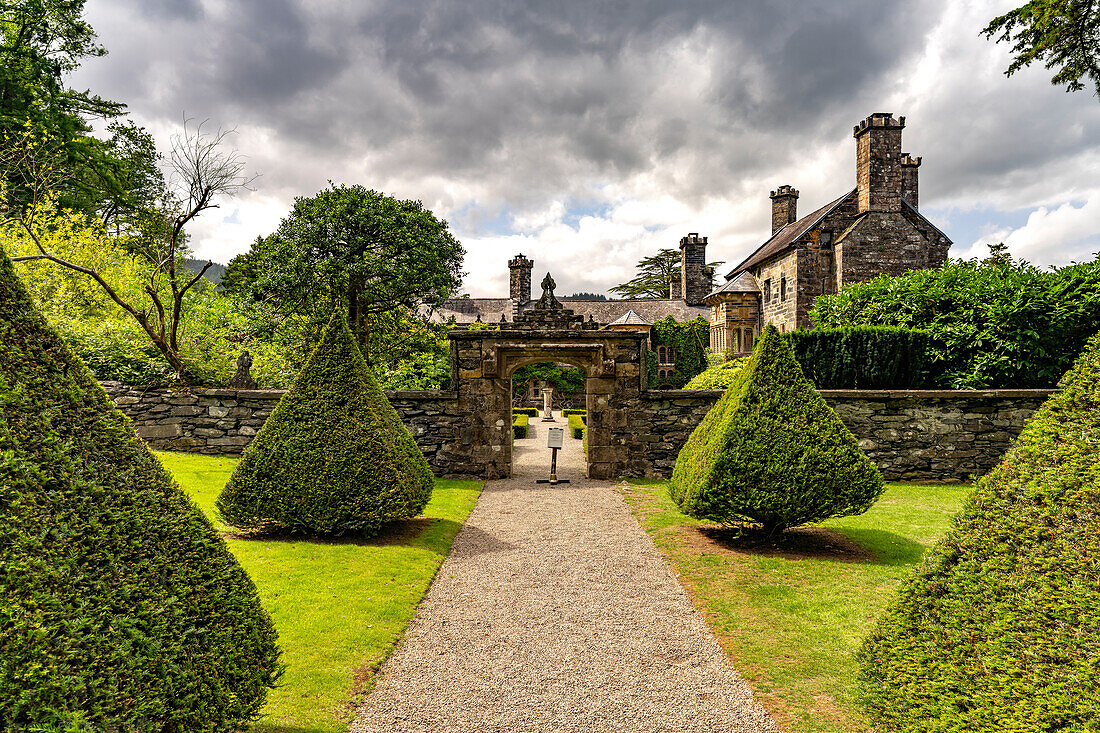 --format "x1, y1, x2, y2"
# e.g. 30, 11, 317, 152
433, 112, 951, 358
